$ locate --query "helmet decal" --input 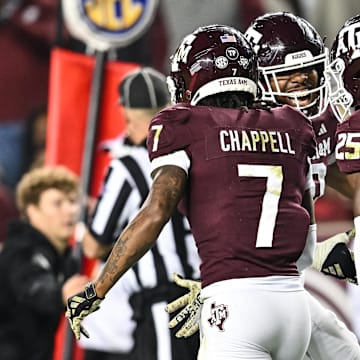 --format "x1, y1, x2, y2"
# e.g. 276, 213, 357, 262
327, 15, 360, 121
226, 47, 240, 60
215, 56, 229, 70
334, 22, 360, 59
